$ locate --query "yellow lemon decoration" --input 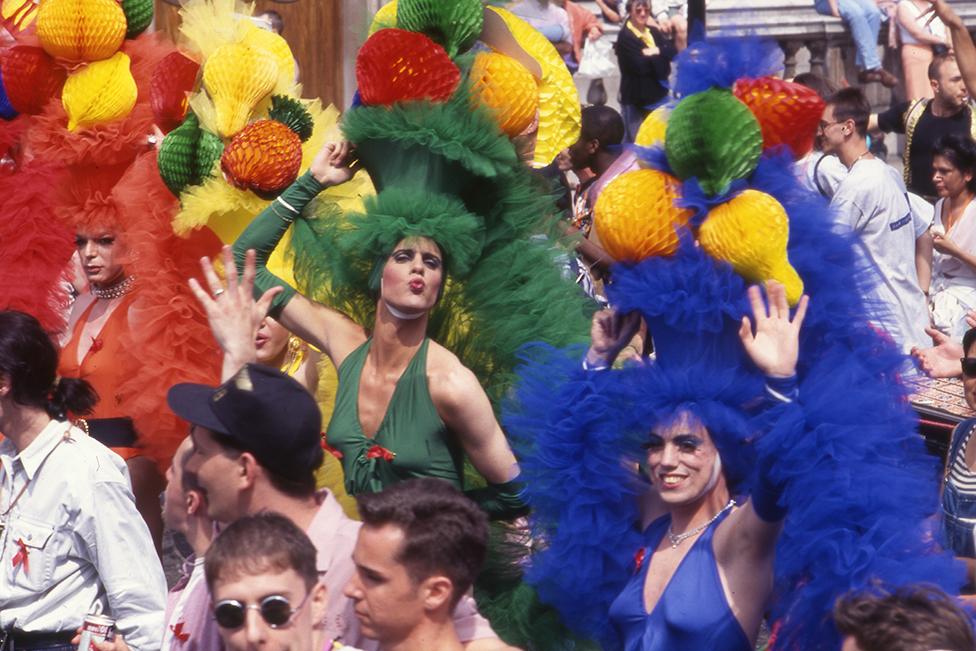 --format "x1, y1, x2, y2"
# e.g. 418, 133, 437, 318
635, 105, 670, 148
369, 0, 399, 35
203, 41, 279, 138
698, 190, 804, 304
241, 21, 296, 91
470, 52, 539, 138
594, 169, 693, 263
484, 7, 580, 168
62, 52, 137, 131
36, 0, 126, 62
